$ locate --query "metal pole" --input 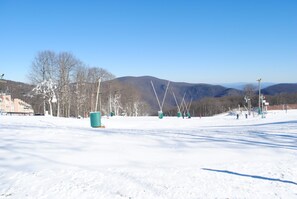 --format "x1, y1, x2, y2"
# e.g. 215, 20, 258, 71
95, 78, 101, 112
248, 99, 251, 115
0, 74, 5, 113
171, 89, 180, 113
261, 95, 264, 114
257, 78, 261, 114
0, 74, 6, 84
161, 81, 170, 110
151, 81, 162, 111
180, 92, 186, 112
